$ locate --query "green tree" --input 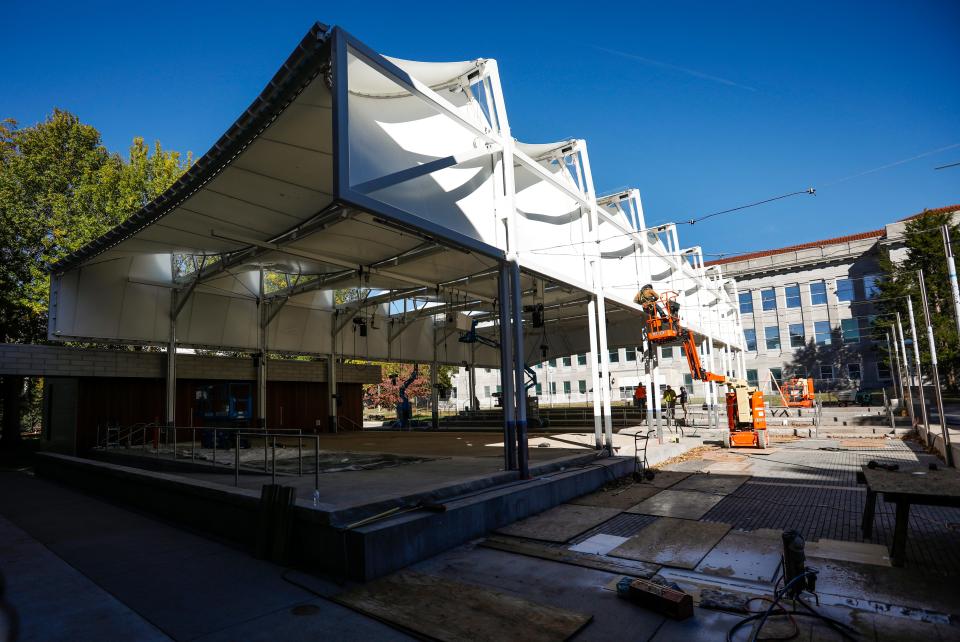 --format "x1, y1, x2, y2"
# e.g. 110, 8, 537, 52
875, 210, 960, 389
0, 110, 190, 448
0, 110, 191, 343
